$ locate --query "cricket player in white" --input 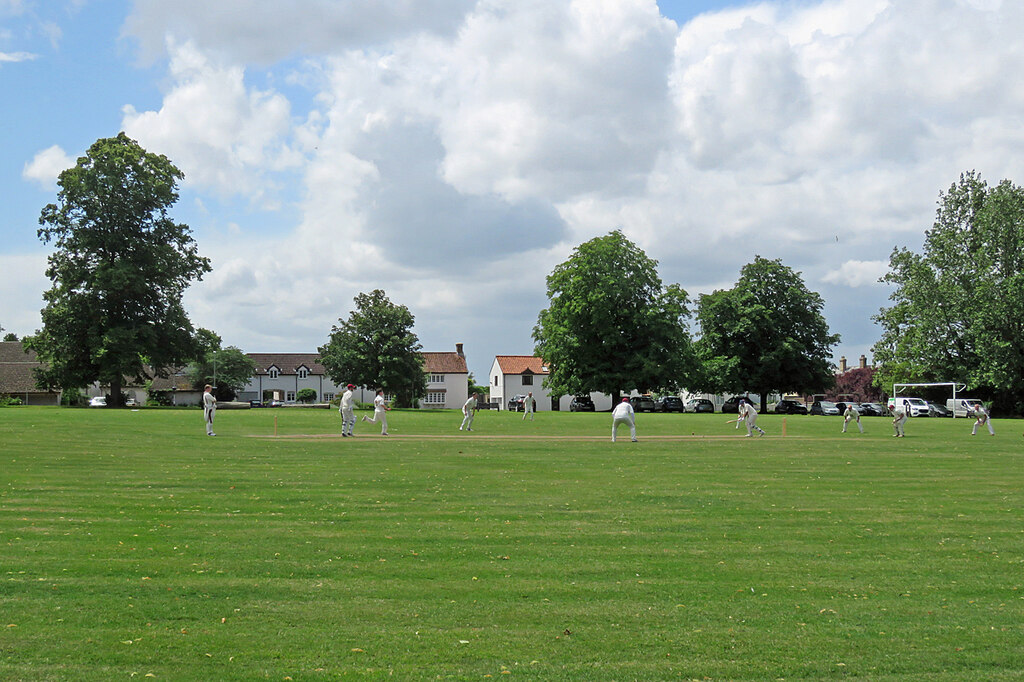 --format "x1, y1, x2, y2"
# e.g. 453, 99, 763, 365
889, 404, 907, 437
737, 399, 765, 437
842, 404, 863, 434
522, 392, 535, 421
361, 389, 390, 435
460, 393, 478, 431
970, 403, 995, 436
339, 383, 356, 437
611, 397, 637, 442
202, 384, 216, 436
